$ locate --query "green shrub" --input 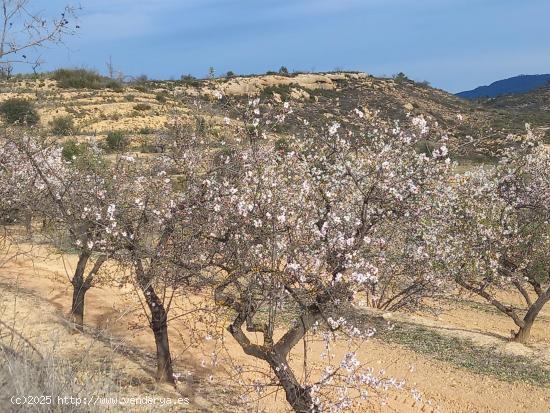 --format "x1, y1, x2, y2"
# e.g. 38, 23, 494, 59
106, 131, 127, 151
139, 127, 153, 134
61, 140, 85, 162
53, 68, 105, 89
52, 69, 123, 91
180, 74, 200, 86
139, 142, 161, 153
393, 72, 409, 83
133, 103, 151, 111
105, 79, 123, 92
261, 84, 295, 101
50, 115, 76, 136
124, 94, 135, 102
155, 93, 167, 103
0, 98, 40, 125
278, 66, 289, 76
